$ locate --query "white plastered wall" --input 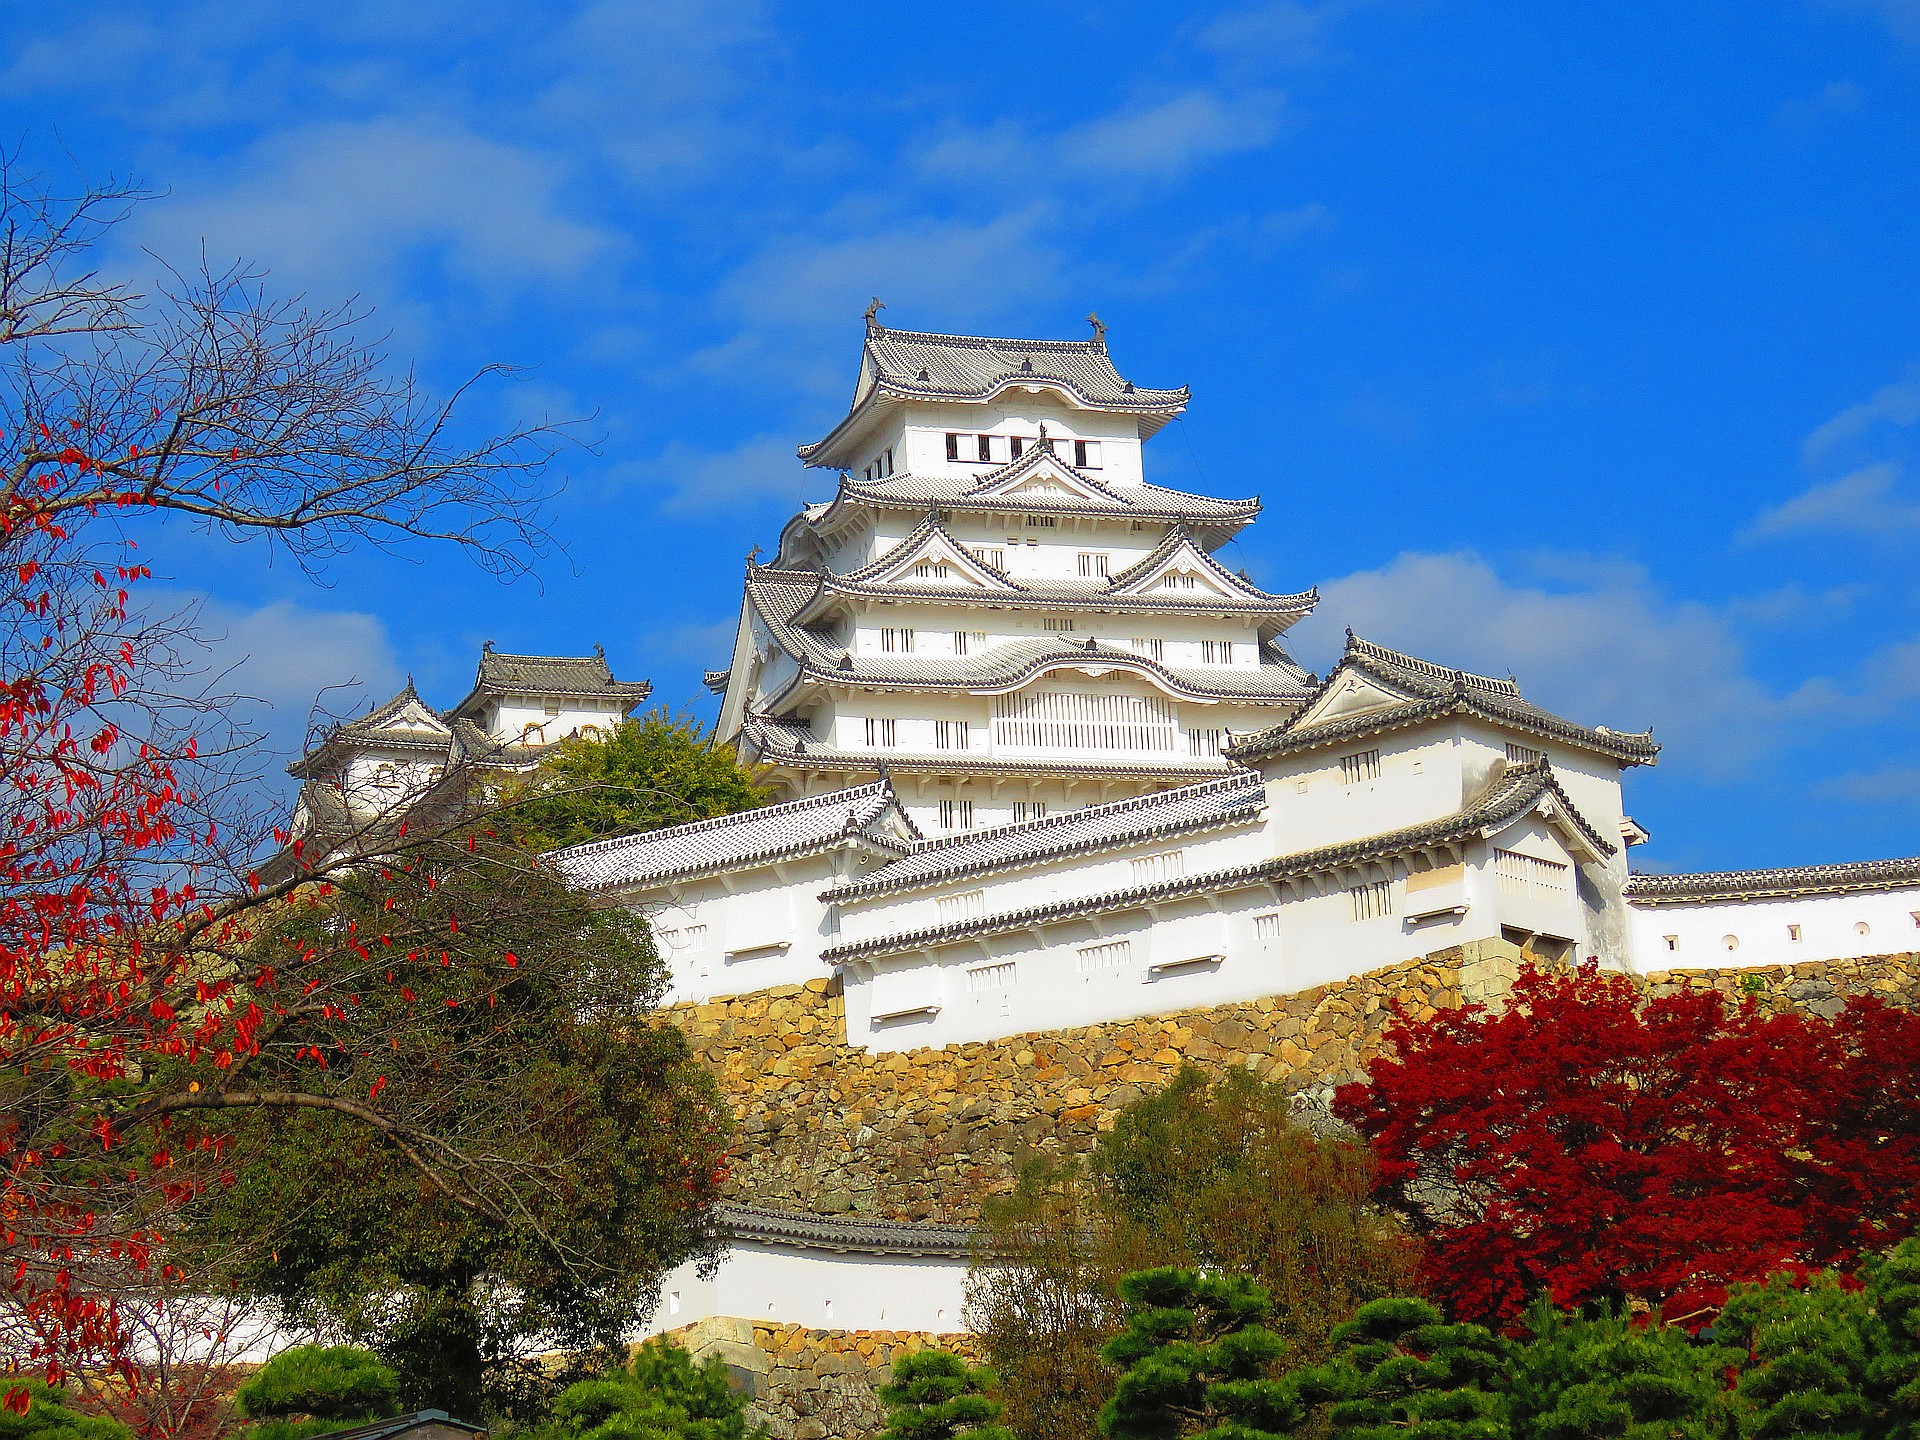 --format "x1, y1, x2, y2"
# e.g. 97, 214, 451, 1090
1628, 888, 1920, 971
636, 1243, 970, 1339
